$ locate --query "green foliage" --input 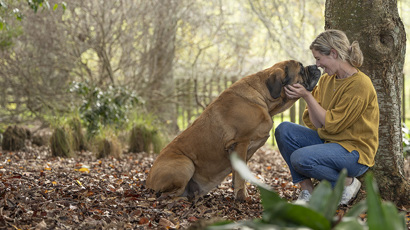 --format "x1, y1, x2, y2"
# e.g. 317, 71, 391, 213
28, 0, 67, 12
364, 173, 407, 230
0, 0, 65, 49
26, 0, 46, 13
0, 0, 66, 34
0, 1, 23, 49
0, 1, 22, 22
69, 81, 143, 137
207, 153, 407, 230
27, 0, 50, 13
0, 25, 22, 49
402, 123, 410, 157
0, 0, 66, 13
